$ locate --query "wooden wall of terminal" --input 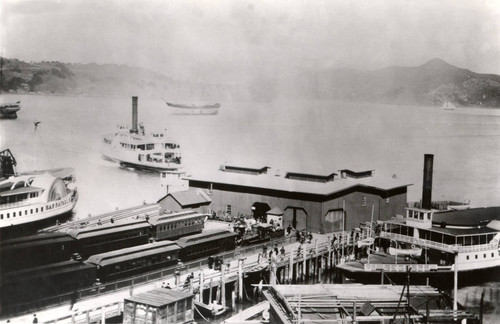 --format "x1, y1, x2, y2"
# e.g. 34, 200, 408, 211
188, 180, 407, 233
